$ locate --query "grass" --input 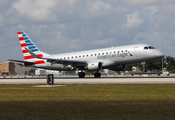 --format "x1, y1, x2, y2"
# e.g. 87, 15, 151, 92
0, 84, 174, 120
